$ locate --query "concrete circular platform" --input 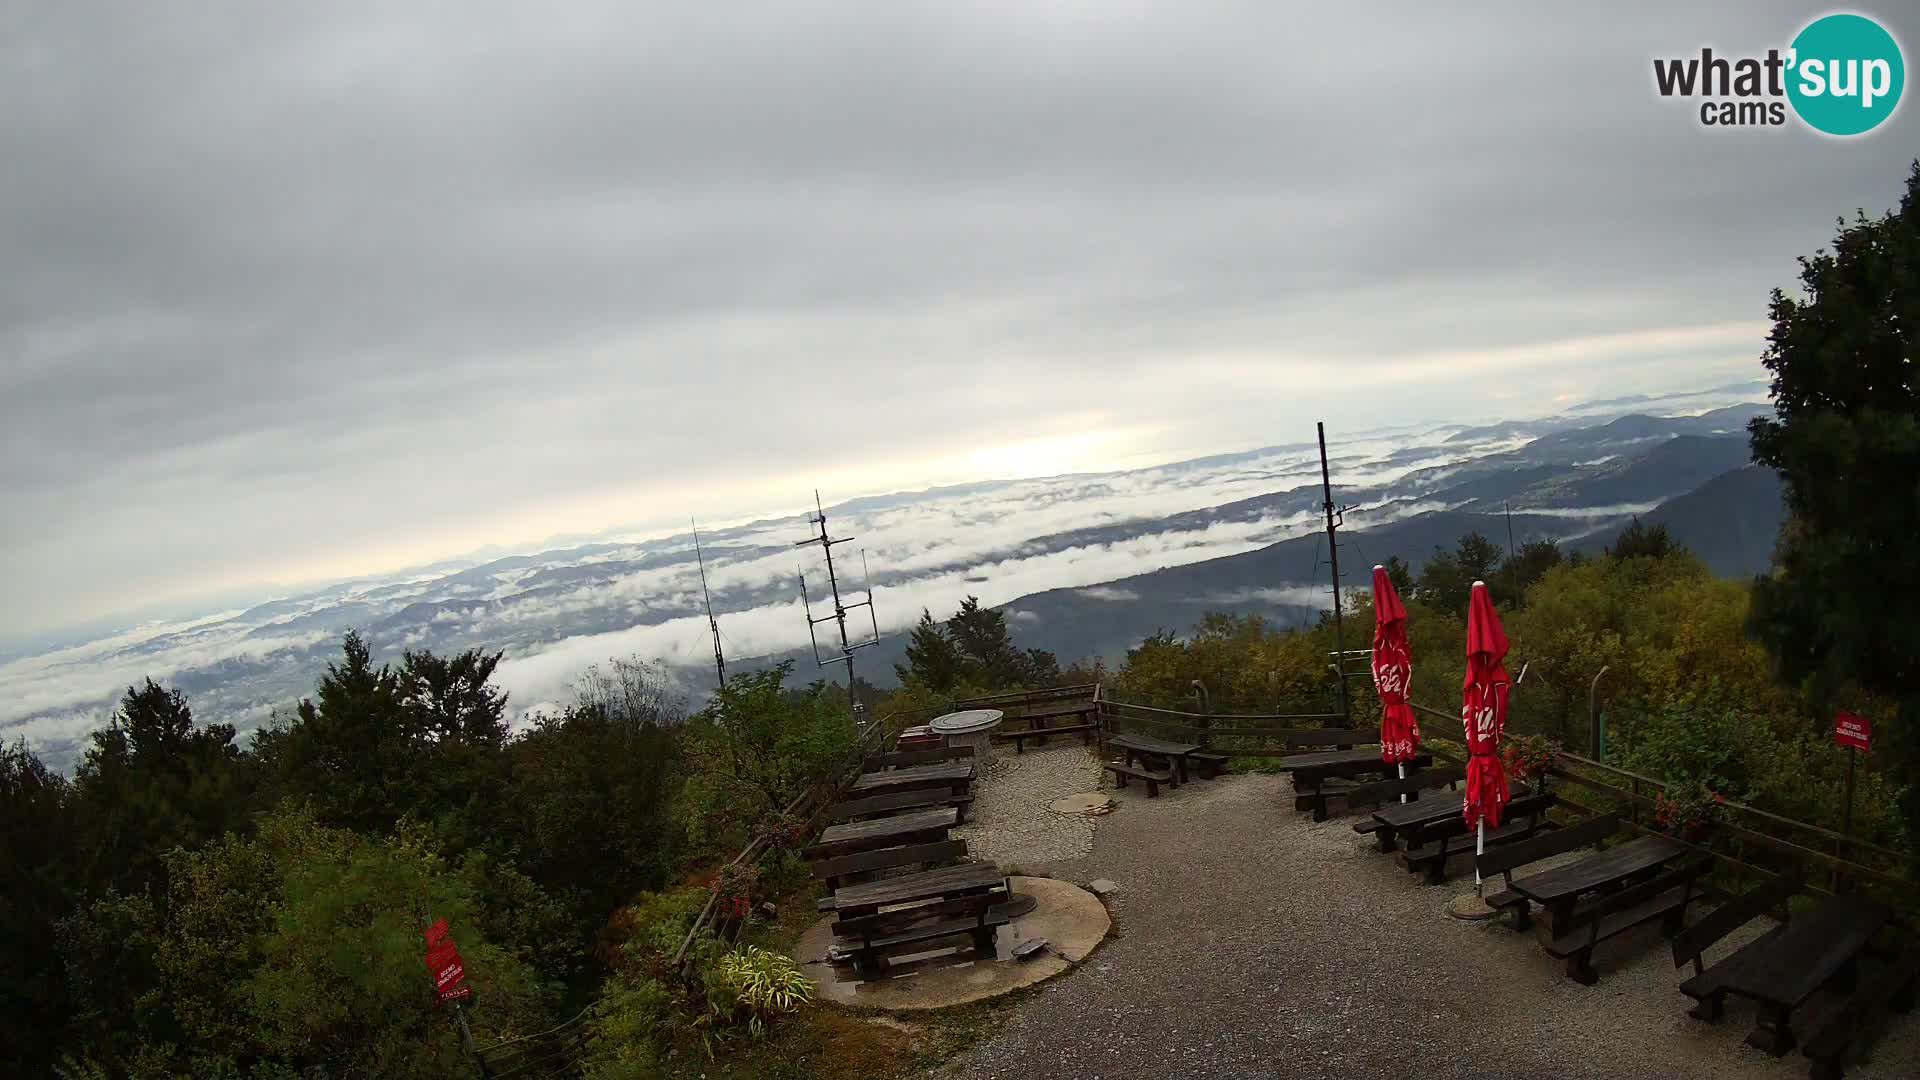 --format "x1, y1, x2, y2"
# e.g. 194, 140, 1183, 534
1048, 792, 1113, 816
794, 875, 1110, 1010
